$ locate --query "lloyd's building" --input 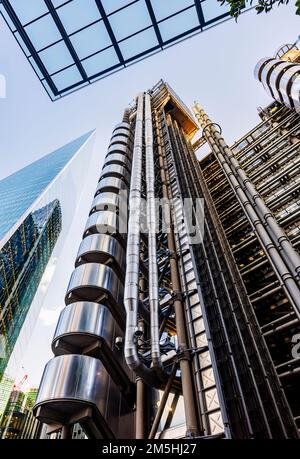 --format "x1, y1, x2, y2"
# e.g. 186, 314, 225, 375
1, 0, 300, 440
